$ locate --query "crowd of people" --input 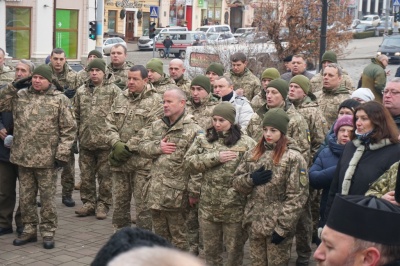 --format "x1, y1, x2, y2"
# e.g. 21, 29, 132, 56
0, 44, 400, 266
